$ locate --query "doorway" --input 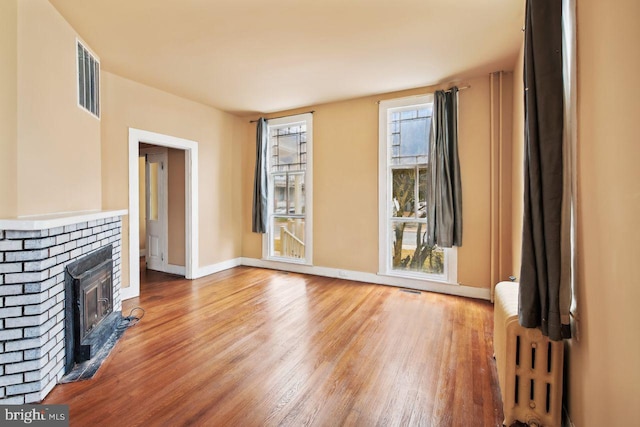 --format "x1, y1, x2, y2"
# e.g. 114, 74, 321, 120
140, 147, 168, 273
125, 128, 199, 300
